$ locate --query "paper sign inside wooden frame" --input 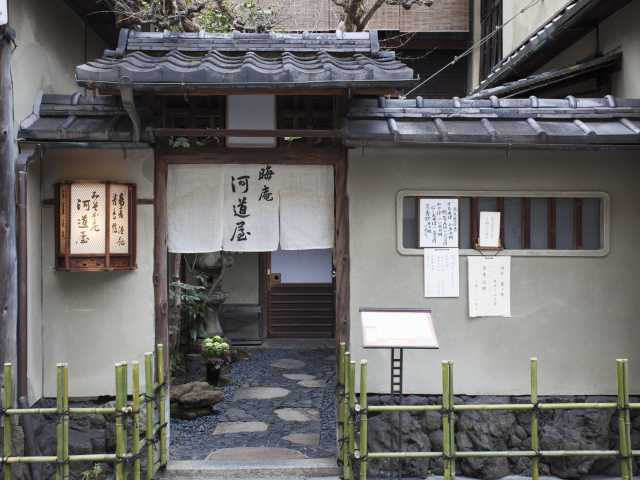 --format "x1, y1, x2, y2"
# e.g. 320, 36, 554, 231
56, 182, 137, 272
360, 309, 439, 349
